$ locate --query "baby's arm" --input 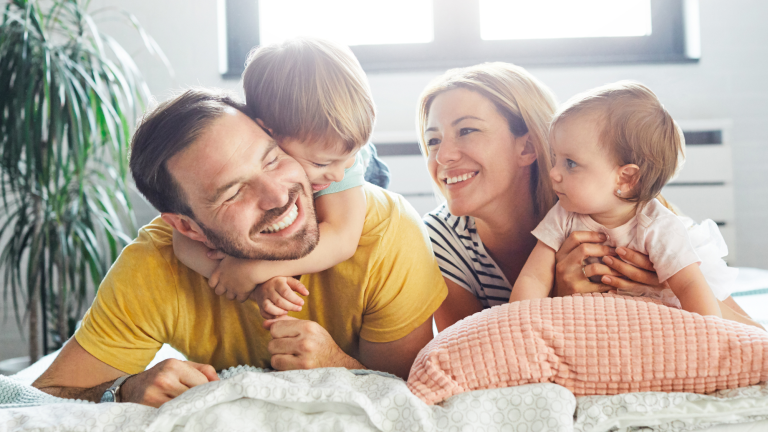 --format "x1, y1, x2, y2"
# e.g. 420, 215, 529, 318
667, 263, 722, 317
510, 240, 556, 302
172, 229, 218, 278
